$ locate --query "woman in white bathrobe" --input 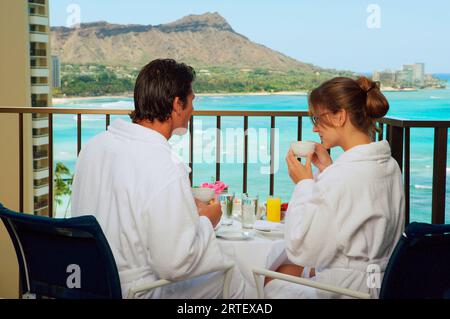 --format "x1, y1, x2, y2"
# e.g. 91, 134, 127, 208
265, 76, 405, 299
